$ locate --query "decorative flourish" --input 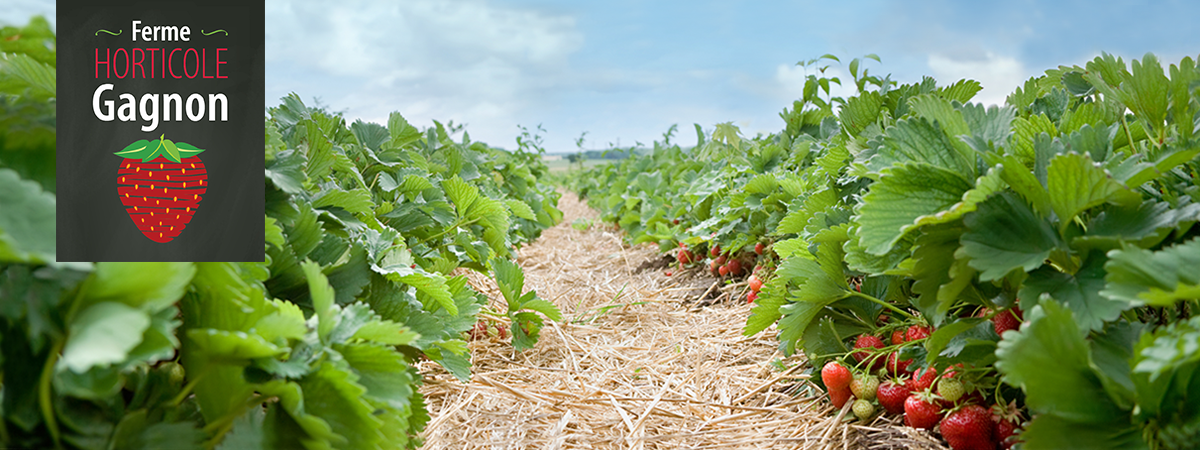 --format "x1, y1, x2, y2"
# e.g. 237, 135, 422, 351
95, 29, 122, 36
200, 29, 228, 36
